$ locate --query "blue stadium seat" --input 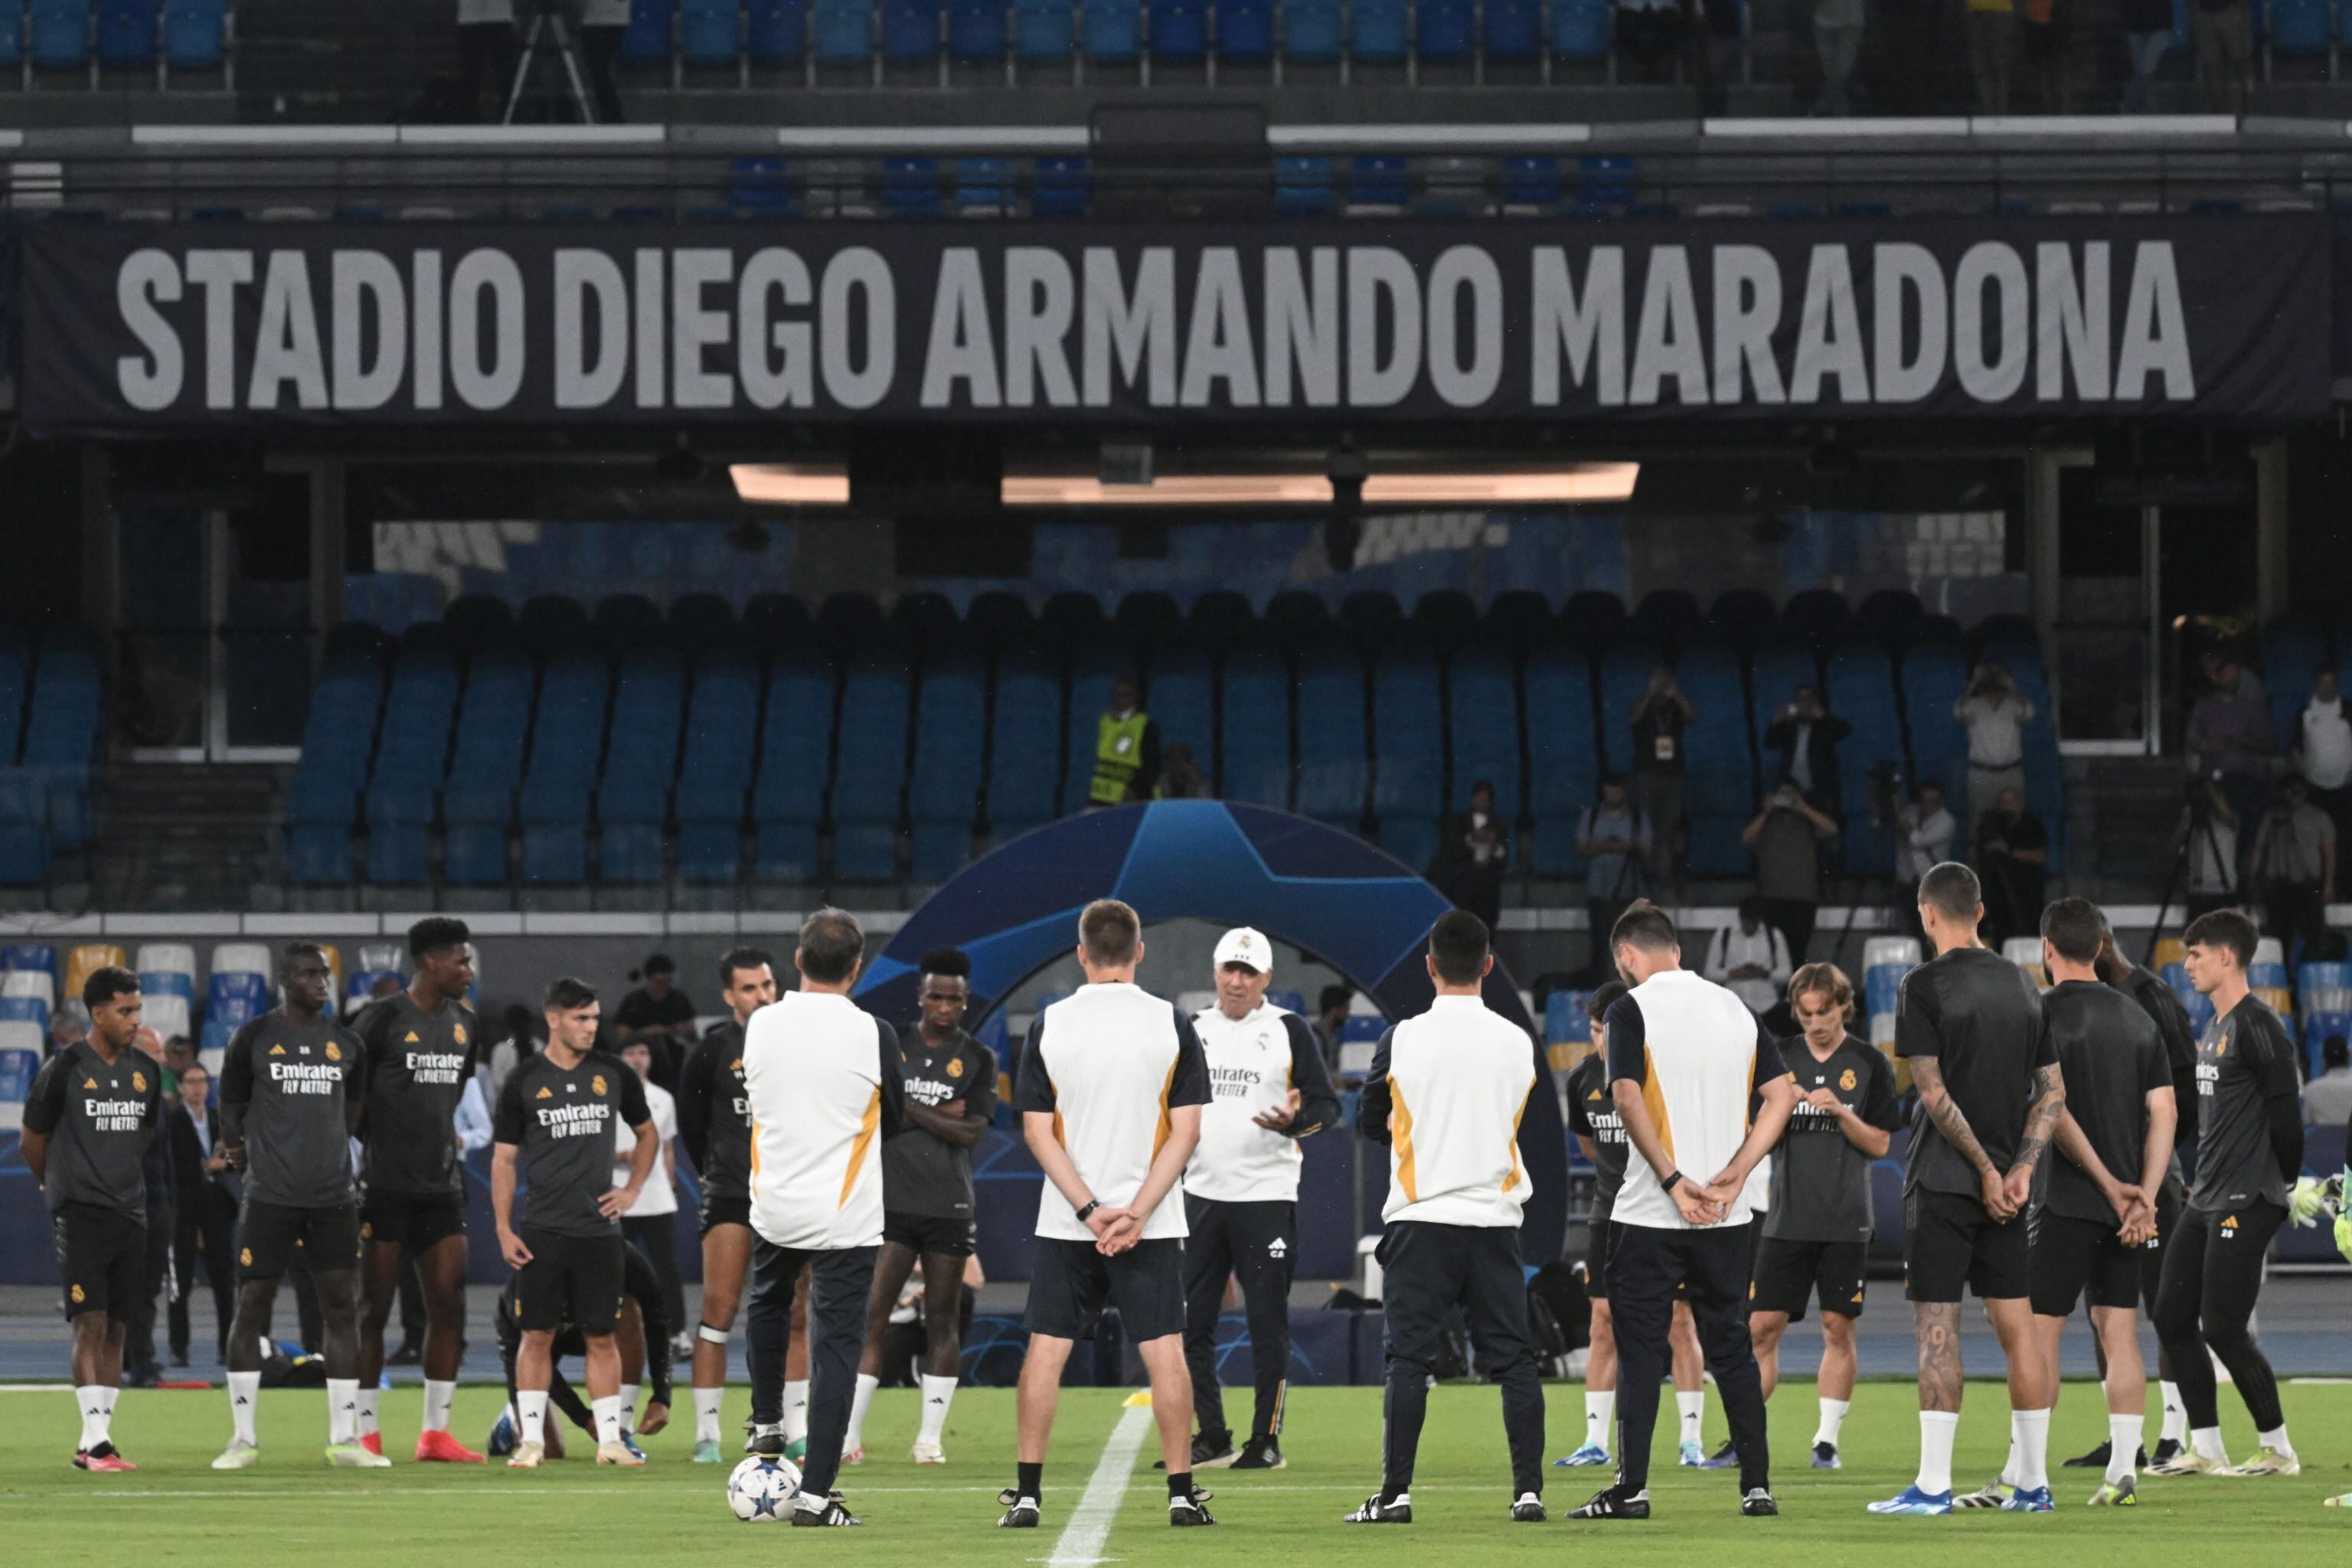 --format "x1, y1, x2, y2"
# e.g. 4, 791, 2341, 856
1294, 647, 1368, 831
1446, 644, 1521, 822
1060, 644, 1124, 817
596, 647, 686, 884
1149, 0, 1207, 60
1081, 0, 1140, 60
1346, 154, 1409, 209
883, 0, 942, 62
1146, 645, 1216, 786
812, 0, 874, 61
747, 0, 809, 60
363, 645, 459, 882
0, 2, 22, 67
622, 0, 676, 63
1417, 0, 1473, 60
284, 648, 385, 852
1217, 0, 1272, 59
2272, 0, 2331, 54
31, 0, 87, 70
0, 772, 51, 885
1526, 648, 1596, 876
1551, 0, 1611, 59
982, 650, 1061, 843
1677, 644, 1756, 876
1014, 0, 1073, 58
727, 157, 797, 217
1486, 0, 1540, 58
1218, 647, 1291, 808
752, 652, 834, 882
159, 0, 222, 67
1276, 155, 1333, 217
518, 650, 609, 885
954, 155, 1011, 211
1351, 0, 1406, 60
1373, 645, 1444, 870
831, 648, 913, 881
23, 629, 102, 852
1501, 154, 1560, 210
439, 648, 530, 884
1031, 155, 1089, 216
1900, 641, 1969, 804
1282, 0, 1340, 59
680, 0, 743, 63
1828, 642, 1903, 874
96, 0, 156, 67
1597, 644, 1660, 776
884, 157, 944, 217
908, 650, 985, 882
673, 649, 759, 884
949, 0, 1007, 59
0, 633, 27, 769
